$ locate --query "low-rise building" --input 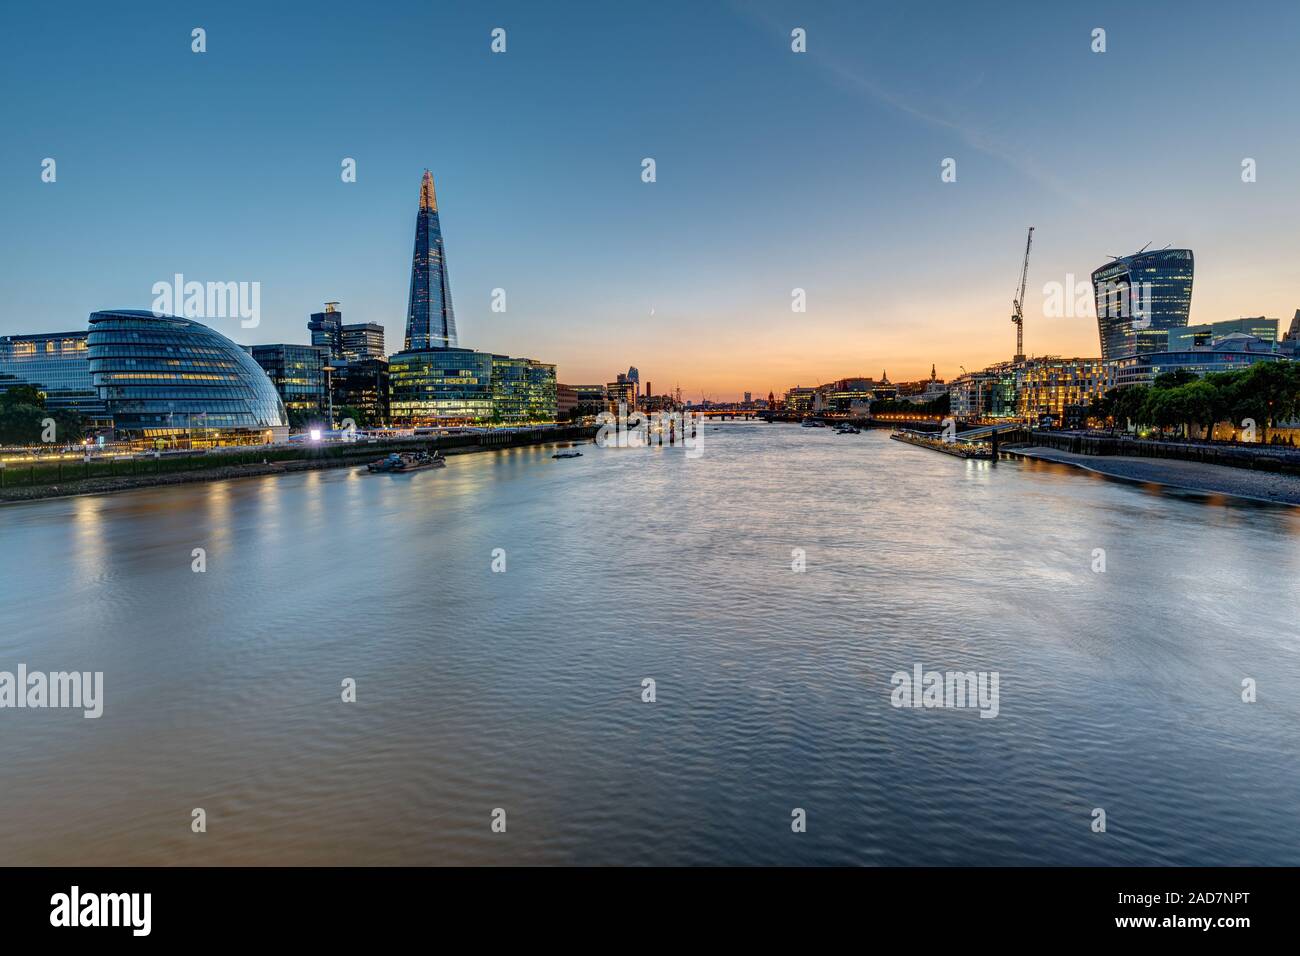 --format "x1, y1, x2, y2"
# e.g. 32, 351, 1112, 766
0, 330, 109, 422
1113, 334, 1288, 388
389, 347, 556, 425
